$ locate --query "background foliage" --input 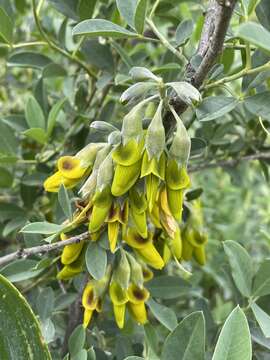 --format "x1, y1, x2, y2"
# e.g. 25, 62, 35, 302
1, 0, 270, 359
